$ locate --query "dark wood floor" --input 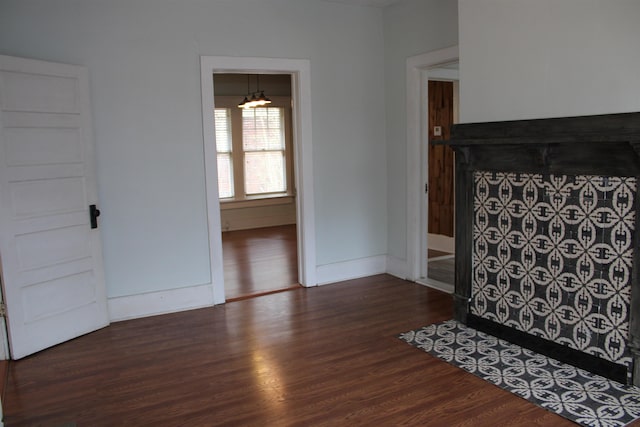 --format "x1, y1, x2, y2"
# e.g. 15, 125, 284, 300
428, 256, 455, 284
222, 224, 300, 300
427, 249, 450, 259
427, 249, 455, 285
3, 275, 578, 426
